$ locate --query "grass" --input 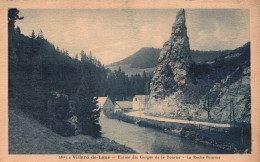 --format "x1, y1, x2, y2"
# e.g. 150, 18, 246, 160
8, 107, 136, 154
